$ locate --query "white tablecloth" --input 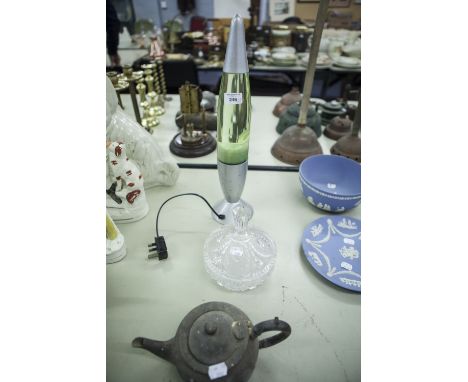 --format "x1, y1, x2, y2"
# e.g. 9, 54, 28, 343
107, 95, 361, 382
